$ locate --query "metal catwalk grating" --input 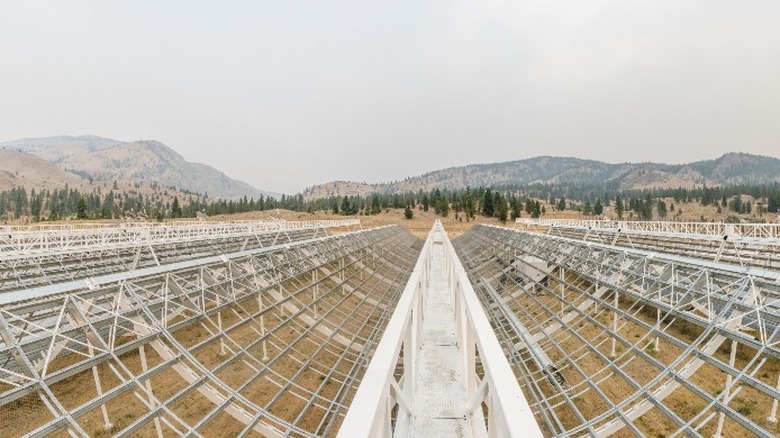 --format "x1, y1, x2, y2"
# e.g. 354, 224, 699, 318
338, 221, 541, 438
